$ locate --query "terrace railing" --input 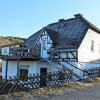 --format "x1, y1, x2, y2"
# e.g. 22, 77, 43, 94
0, 45, 41, 59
